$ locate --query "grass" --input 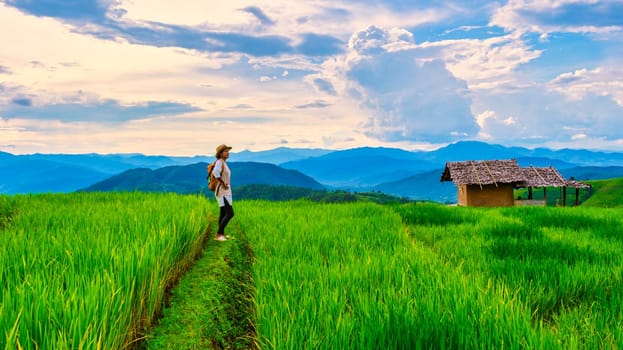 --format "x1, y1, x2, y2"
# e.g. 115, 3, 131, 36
3, 193, 623, 349
235, 200, 420, 349
401, 204, 623, 348
143, 225, 256, 349
234, 201, 623, 349
582, 177, 623, 207
0, 195, 16, 229
0, 192, 209, 349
